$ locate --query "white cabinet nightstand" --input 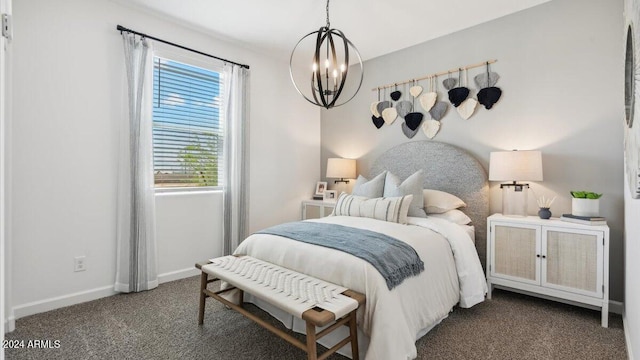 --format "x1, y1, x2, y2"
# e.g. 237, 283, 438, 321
486, 214, 610, 327
301, 200, 336, 220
